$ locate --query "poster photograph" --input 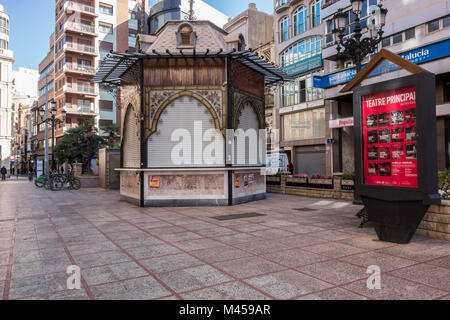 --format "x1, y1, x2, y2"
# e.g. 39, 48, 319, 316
378, 112, 390, 127
368, 146, 378, 160
362, 86, 418, 187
